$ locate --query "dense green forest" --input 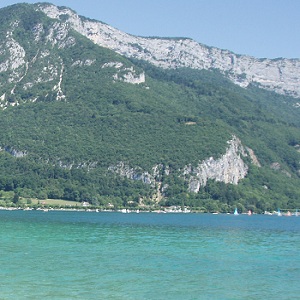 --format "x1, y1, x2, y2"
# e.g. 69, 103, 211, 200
0, 3, 300, 213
